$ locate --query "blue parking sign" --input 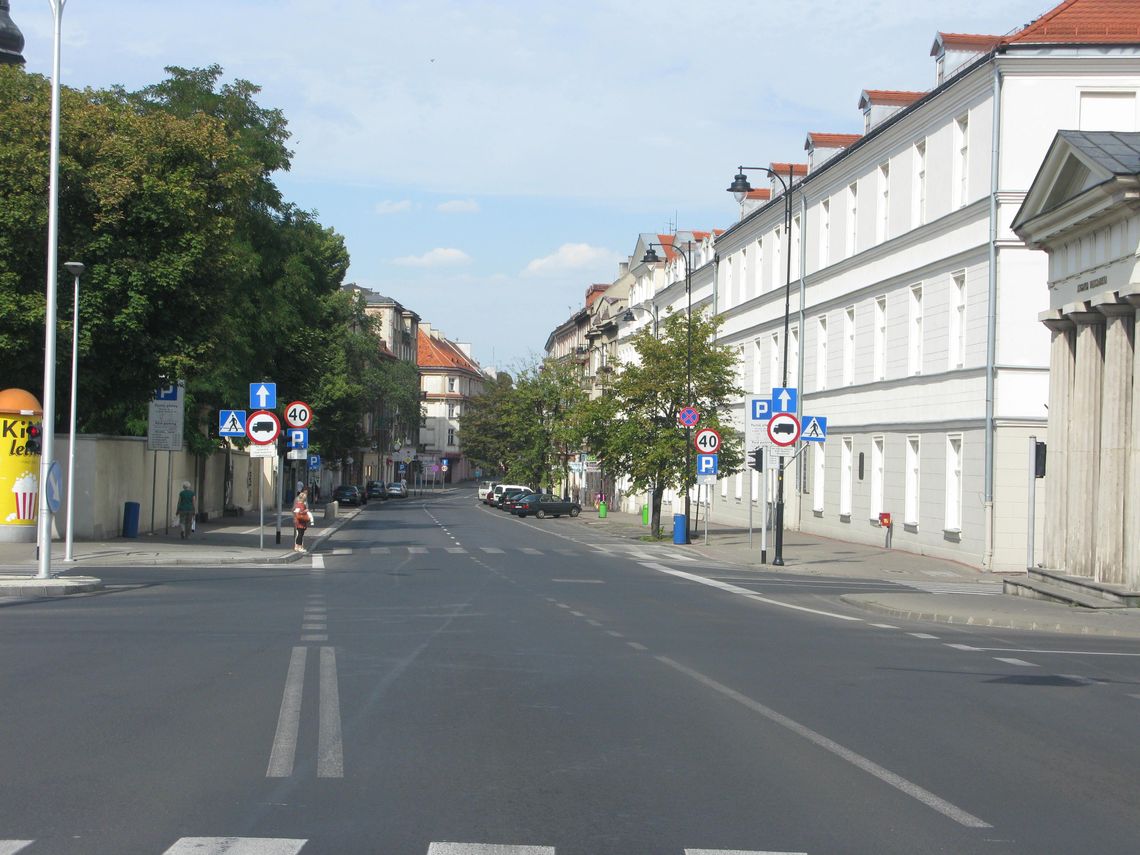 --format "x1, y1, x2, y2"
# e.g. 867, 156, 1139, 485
696, 453, 719, 475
